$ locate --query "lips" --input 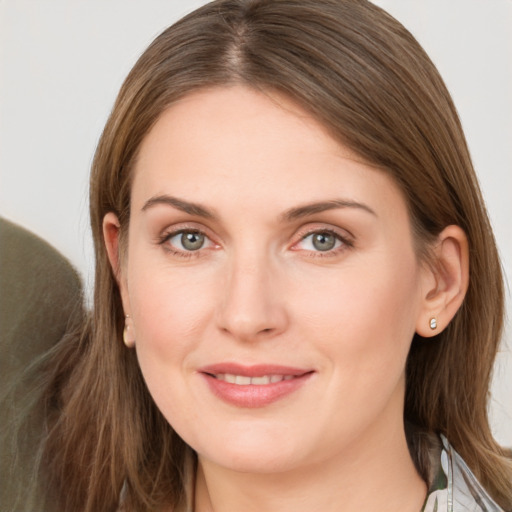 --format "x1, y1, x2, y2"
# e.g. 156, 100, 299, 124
198, 363, 313, 408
